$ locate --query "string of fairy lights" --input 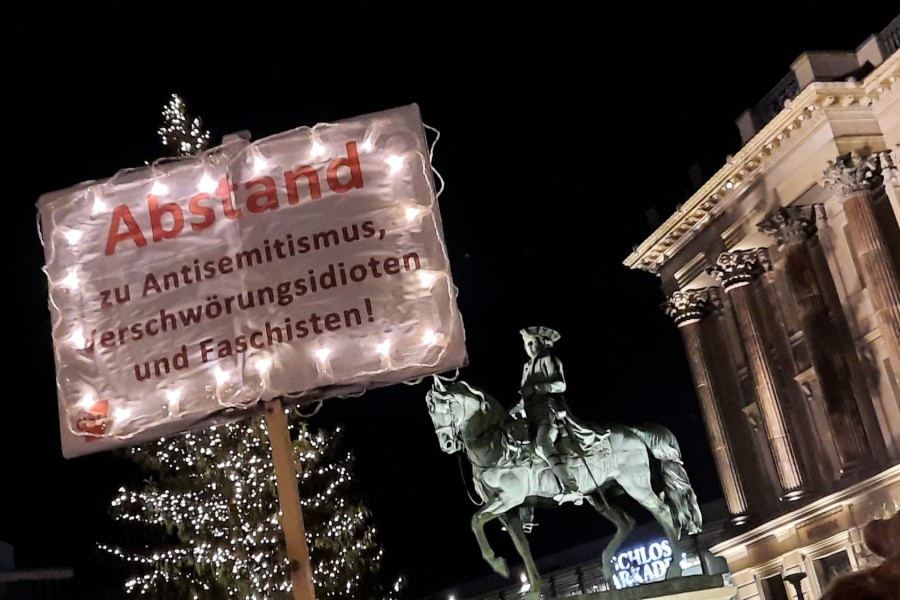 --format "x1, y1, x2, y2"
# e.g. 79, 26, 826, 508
100, 418, 402, 599
48, 99, 459, 446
